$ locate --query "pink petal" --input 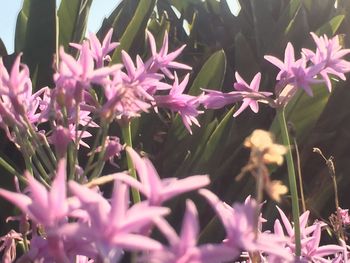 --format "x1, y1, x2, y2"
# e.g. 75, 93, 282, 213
112, 233, 162, 251
180, 200, 199, 249
161, 175, 210, 203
